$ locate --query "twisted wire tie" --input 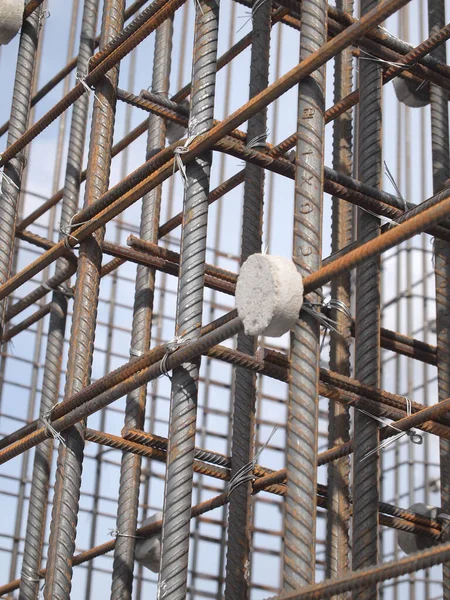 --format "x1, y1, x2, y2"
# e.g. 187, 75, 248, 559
159, 335, 191, 379
42, 281, 74, 299
108, 527, 144, 539
173, 134, 199, 186
359, 396, 423, 462
302, 297, 352, 352
76, 71, 106, 108
227, 425, 278, 496
60, 214, 91, 250
21, 564, 41, 583
41, 403, 66, 447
